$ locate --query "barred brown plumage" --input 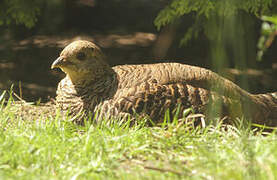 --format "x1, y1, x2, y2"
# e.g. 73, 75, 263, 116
51, 40, 277, 125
